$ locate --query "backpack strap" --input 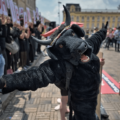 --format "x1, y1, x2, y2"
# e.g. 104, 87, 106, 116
65, 61, 74, 90
65, 61, 74, 120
